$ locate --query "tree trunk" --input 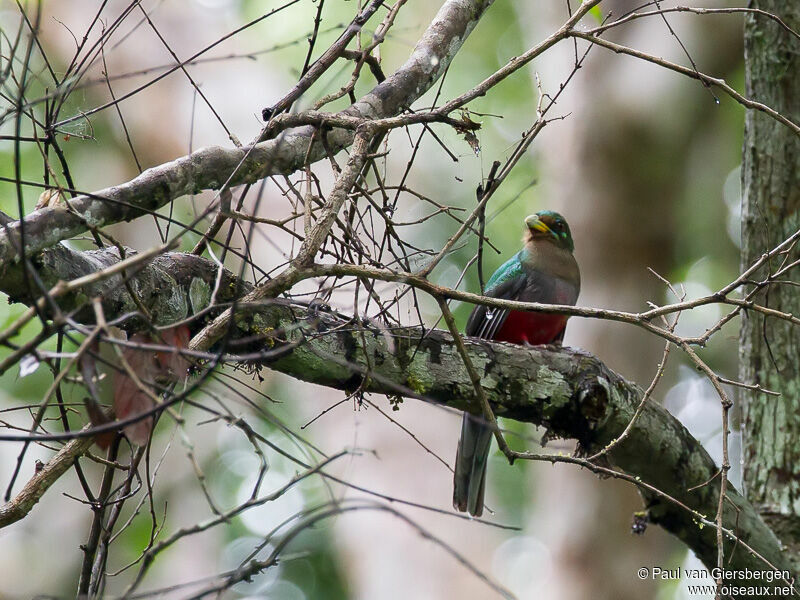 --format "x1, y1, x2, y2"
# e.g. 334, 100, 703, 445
741, 0, 800, 571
